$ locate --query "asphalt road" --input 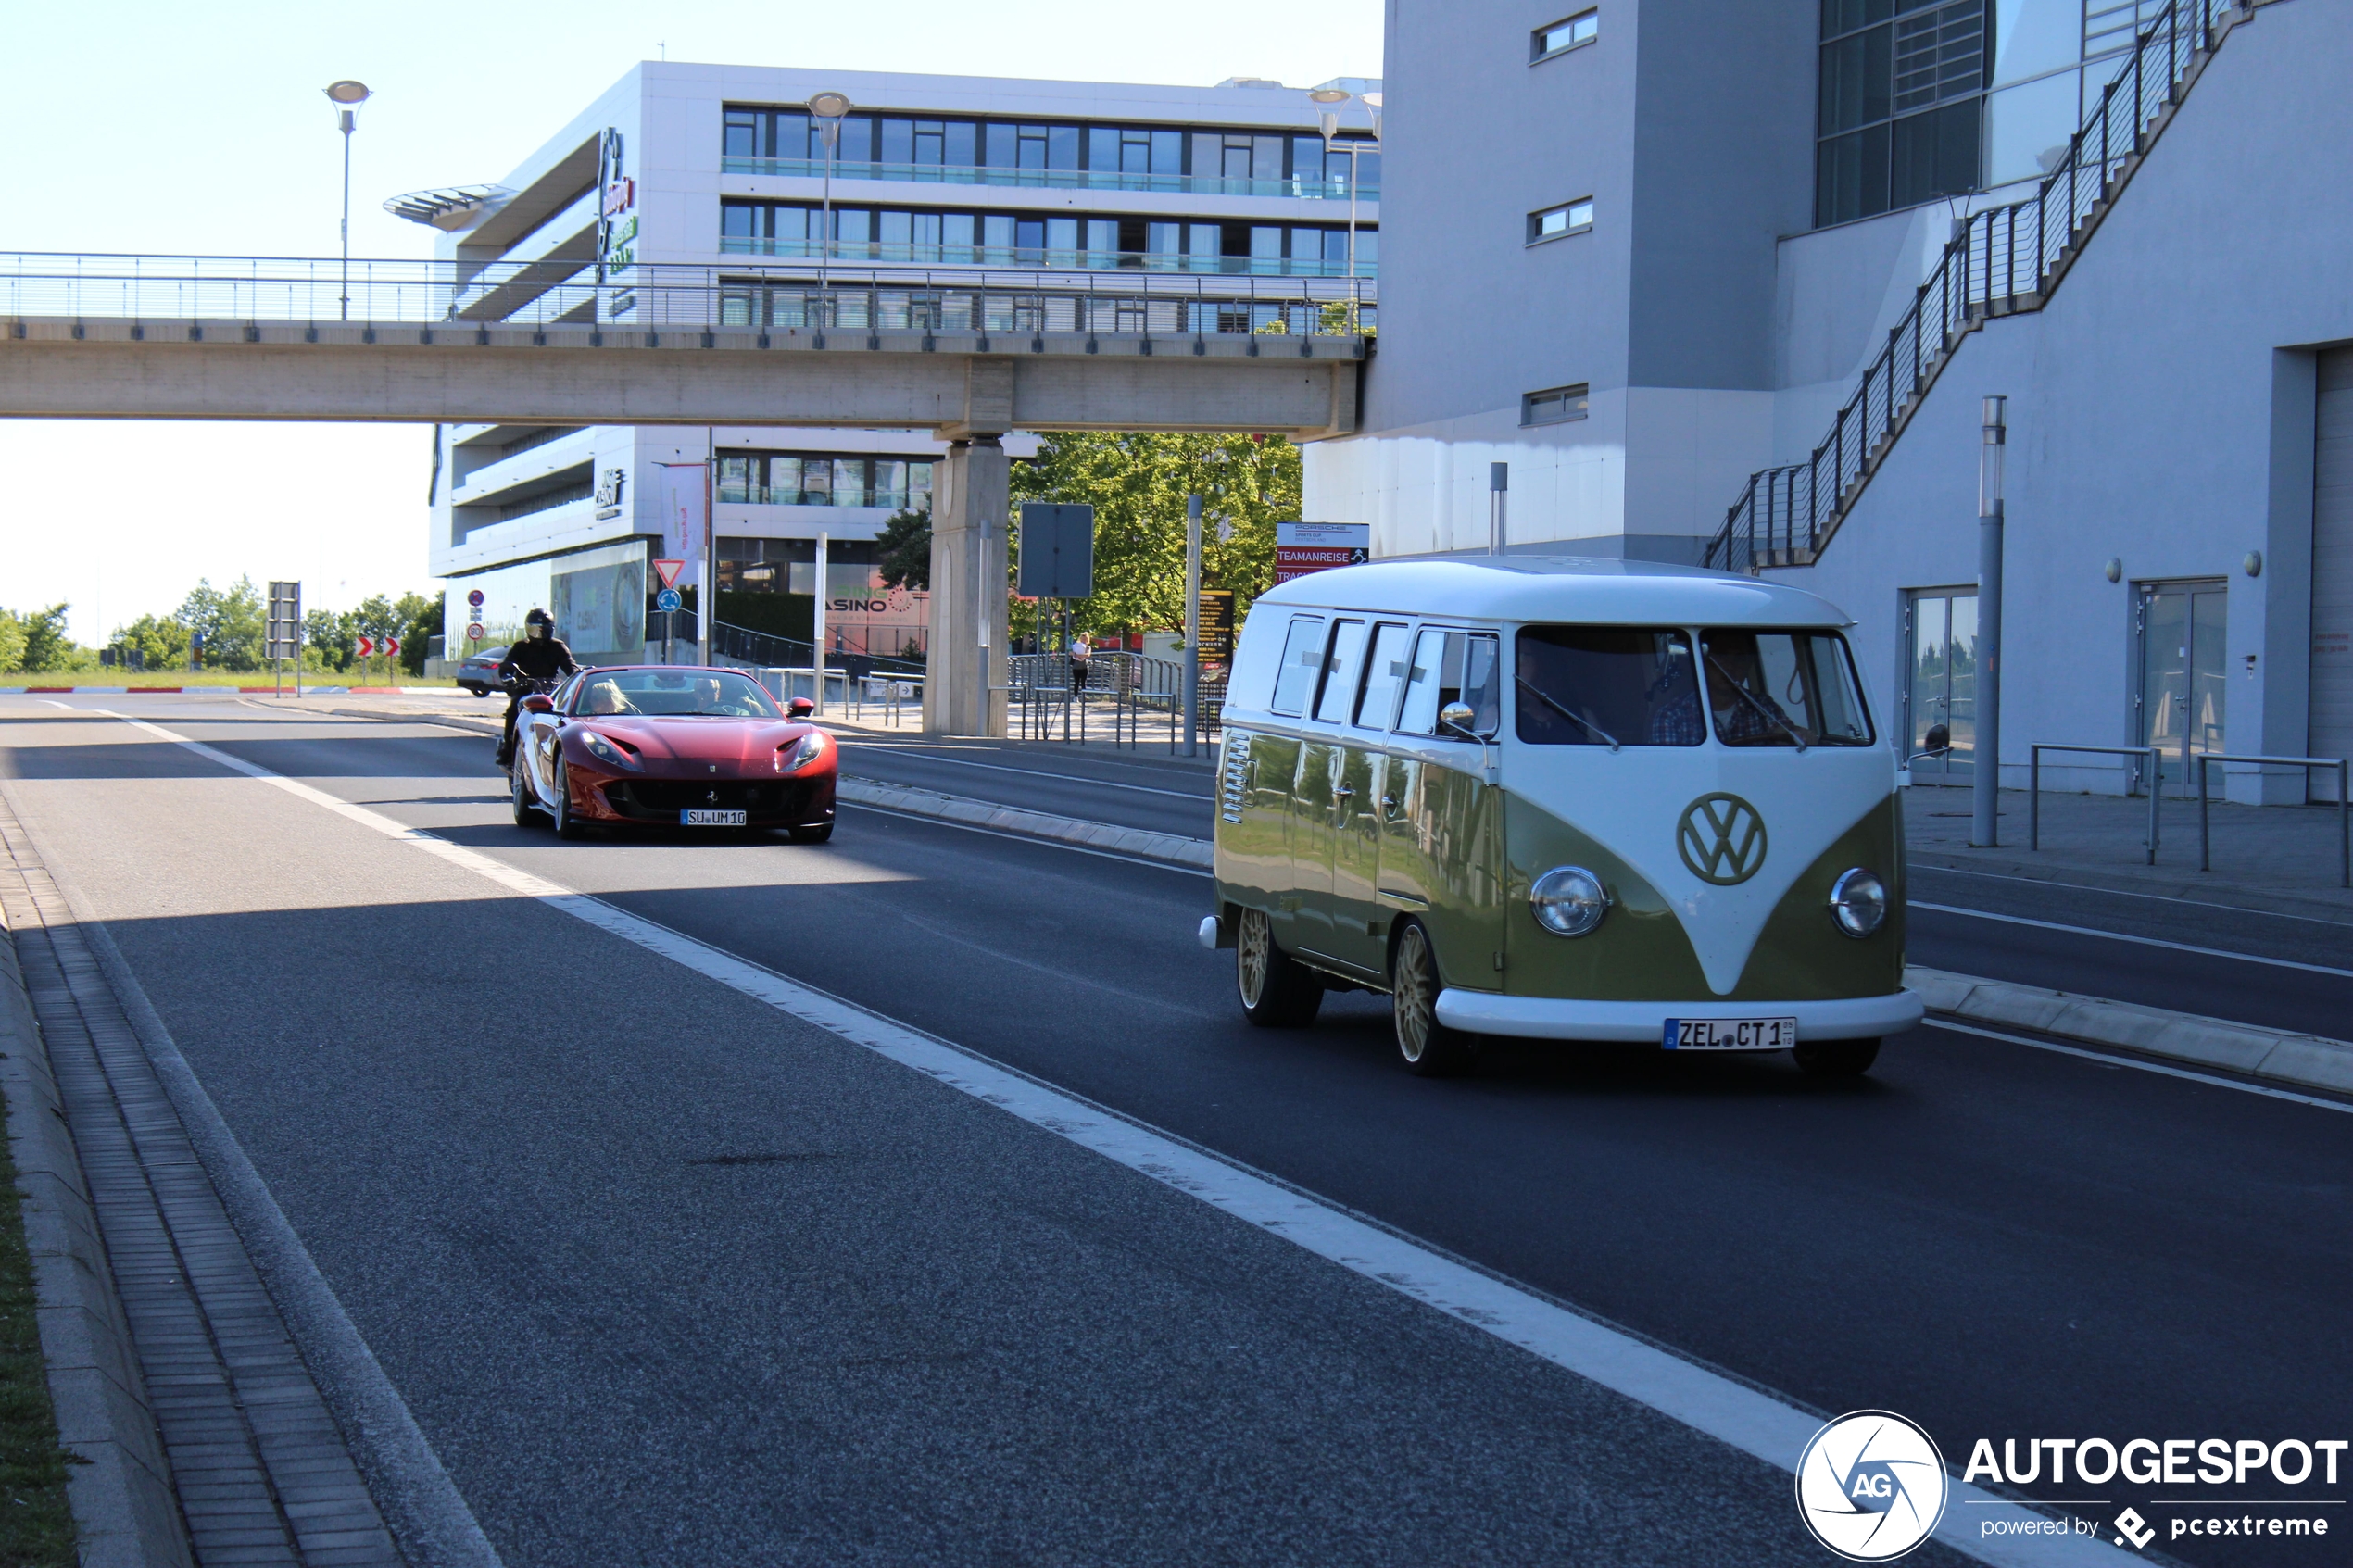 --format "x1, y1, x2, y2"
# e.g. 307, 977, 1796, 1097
4, 695, 2347, 1568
